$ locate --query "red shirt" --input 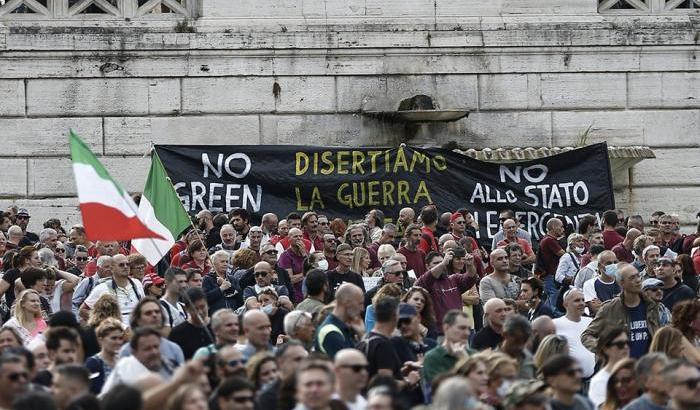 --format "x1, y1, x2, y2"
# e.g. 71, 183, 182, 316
398, 246, 427, 277
303, 231, 324, 253
538, 234, 563, 277
496, 237, 534, 259
612, 242, 634, 263
418, 227, 438, 254
277, 237, 313, 253
602, 229, 624, 250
